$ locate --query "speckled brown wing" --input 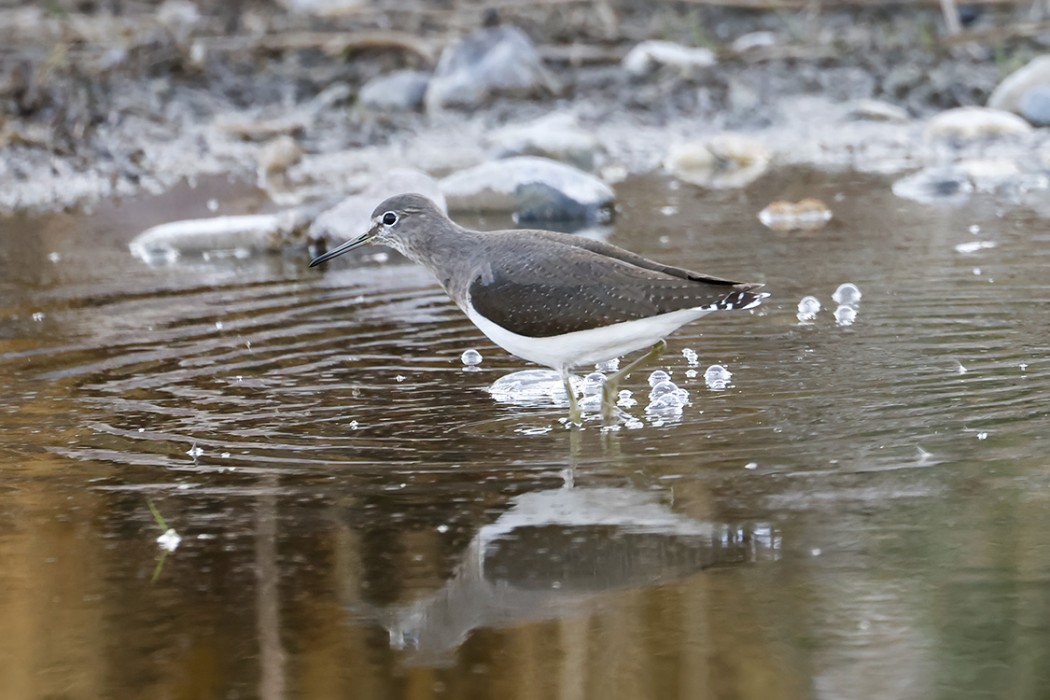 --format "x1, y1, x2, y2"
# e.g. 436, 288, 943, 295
467, 233, 764, 339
